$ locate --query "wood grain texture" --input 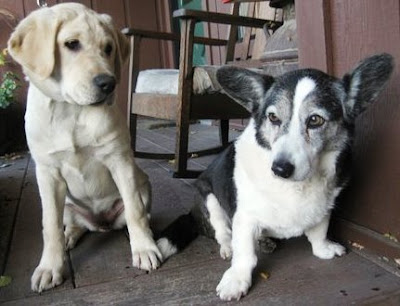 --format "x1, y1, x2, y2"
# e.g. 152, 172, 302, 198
295, 0, 333, 73
329, 0, 400, 249
0, 155, 29, 273
0, 159, 73, 303
2, 126, 400, 304
297, 0, 400, 262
